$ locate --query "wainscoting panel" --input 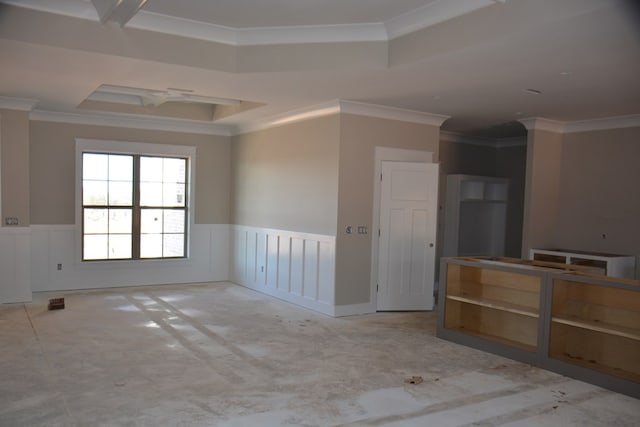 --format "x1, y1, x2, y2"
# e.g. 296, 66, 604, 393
30, 224, 229, 292
231, 226, 336, 316
0, 227, 32, 303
